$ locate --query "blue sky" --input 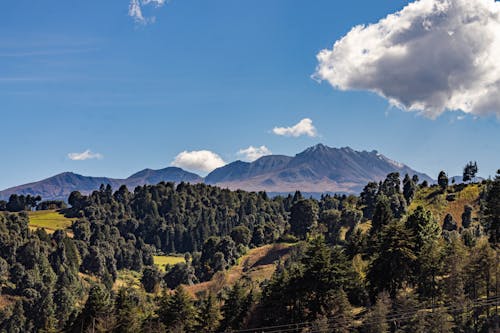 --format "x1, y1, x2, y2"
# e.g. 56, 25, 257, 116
1, 0, 500, 190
